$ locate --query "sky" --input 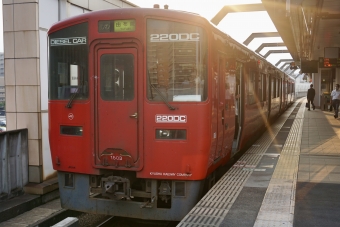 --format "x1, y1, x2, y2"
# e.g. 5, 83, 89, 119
128, 0, 292, 67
